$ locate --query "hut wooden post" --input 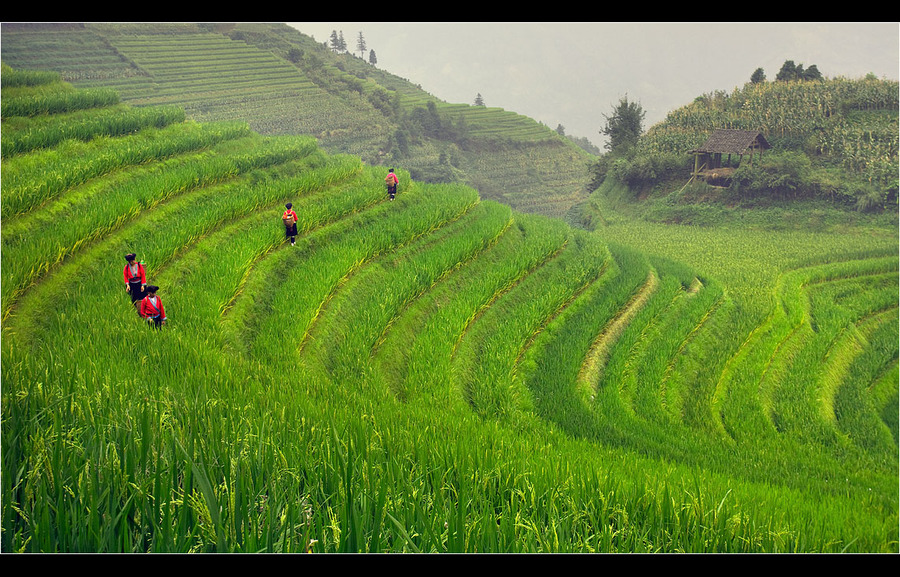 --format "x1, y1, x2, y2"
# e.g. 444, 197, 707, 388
689, 129, 771, 186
